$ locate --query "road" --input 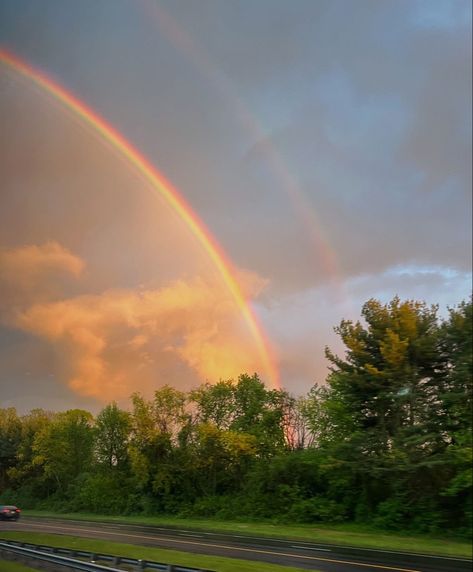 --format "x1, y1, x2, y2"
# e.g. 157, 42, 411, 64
1, 517, 471, 572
